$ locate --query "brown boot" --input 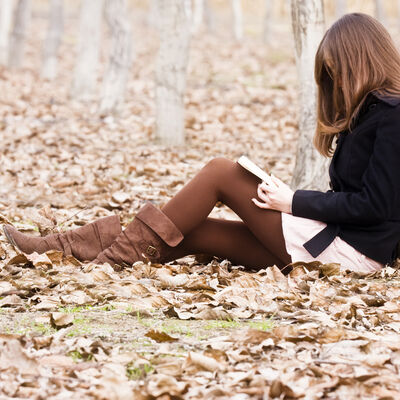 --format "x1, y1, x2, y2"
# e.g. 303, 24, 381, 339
3, 215, 122, 262
93, 203, 184, 267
